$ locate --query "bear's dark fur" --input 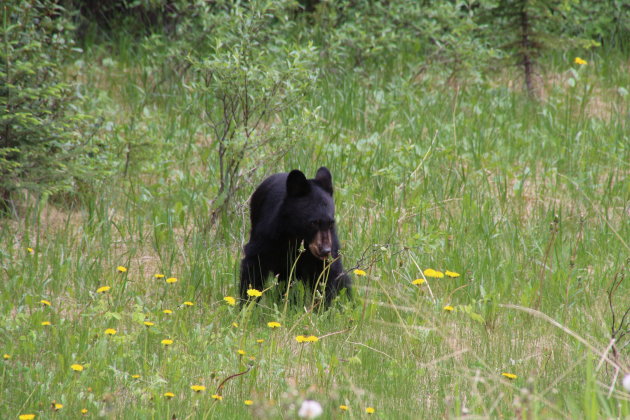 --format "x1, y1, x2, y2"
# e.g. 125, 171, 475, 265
240, 167, 351, 305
